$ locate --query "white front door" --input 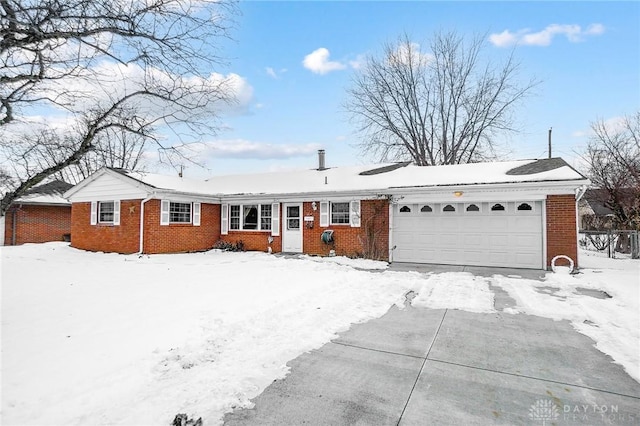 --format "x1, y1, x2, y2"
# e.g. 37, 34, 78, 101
282, 203, 303, 253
